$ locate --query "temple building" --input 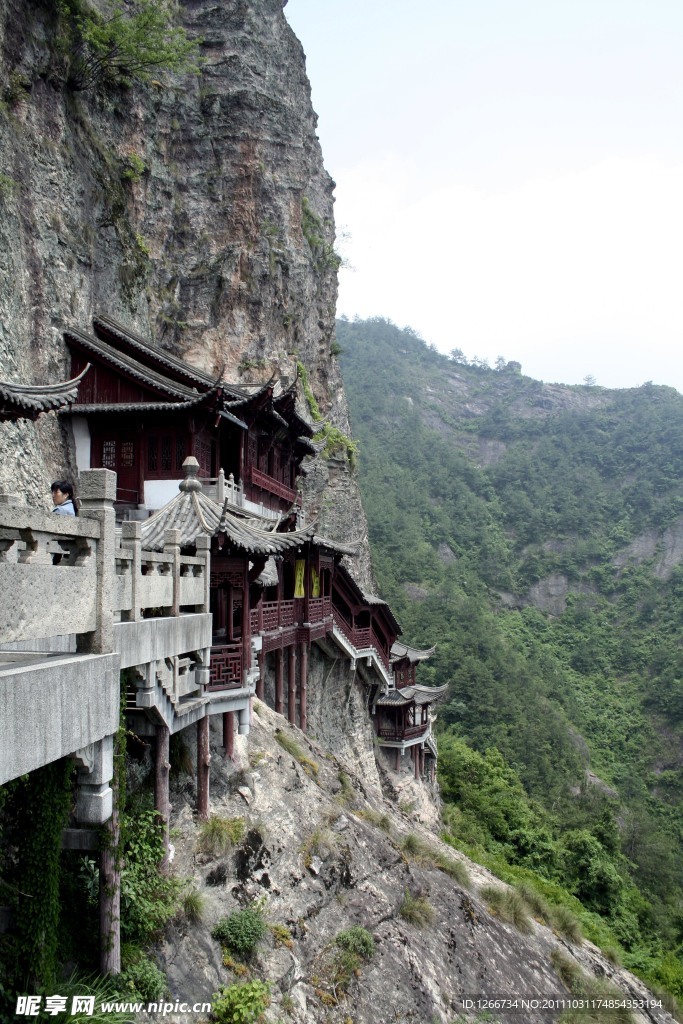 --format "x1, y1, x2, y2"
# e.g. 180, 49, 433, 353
63, 316, 320, 518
